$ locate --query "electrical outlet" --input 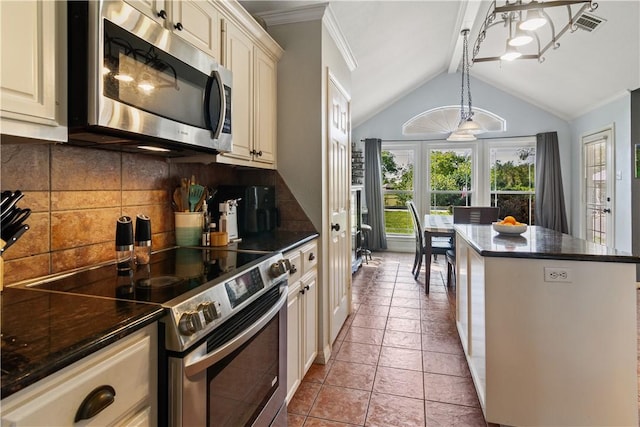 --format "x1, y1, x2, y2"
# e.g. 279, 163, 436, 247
544, 267, 572, 283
